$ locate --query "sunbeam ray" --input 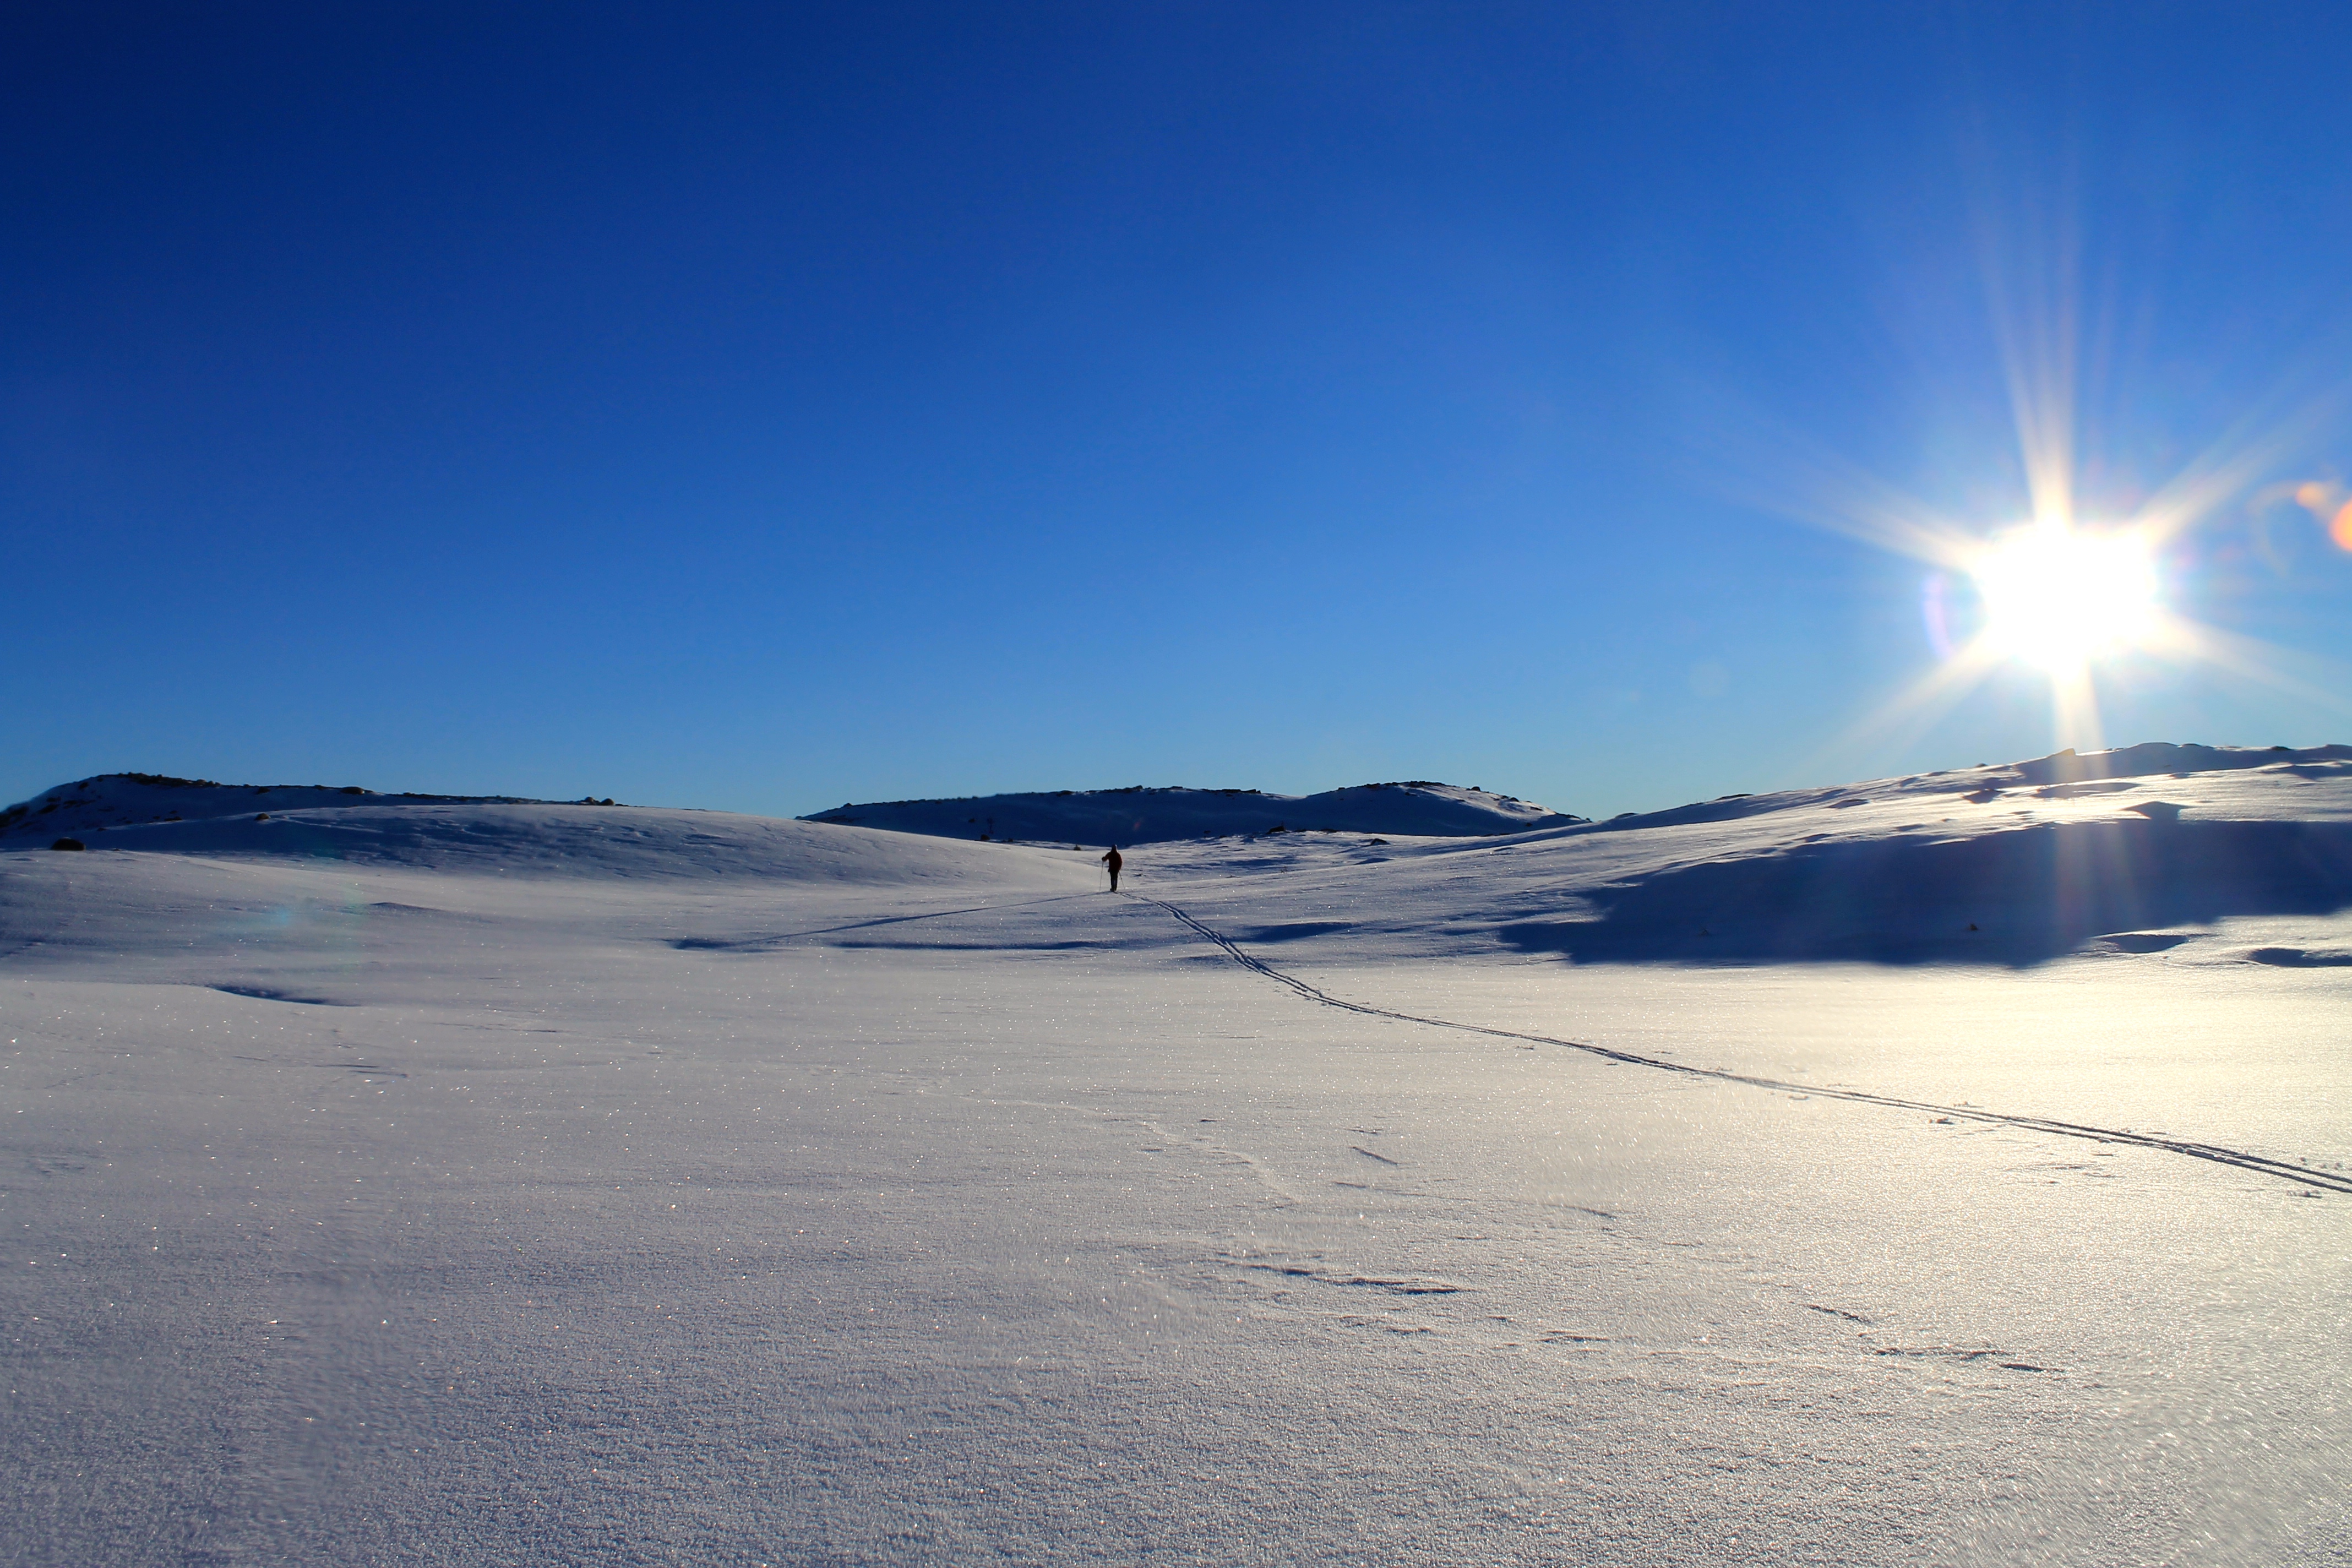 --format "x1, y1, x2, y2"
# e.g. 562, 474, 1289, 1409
1810, 635, 2007, 780
2150, 616, 2352, 719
